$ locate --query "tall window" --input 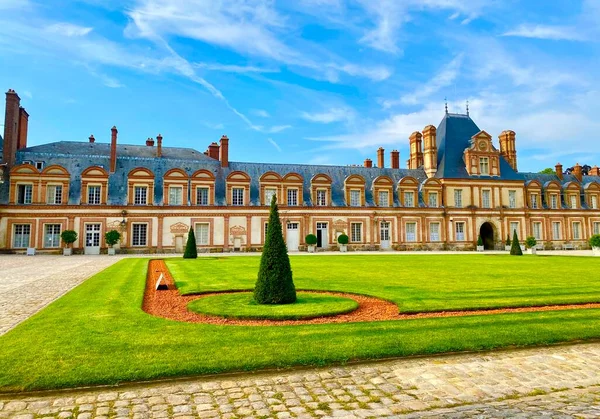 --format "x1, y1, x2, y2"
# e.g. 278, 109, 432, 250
169, 186, 183, 205
13, 224, 31, 248
570, 195, 577, 209
429, 223, 440, 241
316, 190, 327, 206
455, 222, 465, 241
264, 188, 276, 205
195, 223, 209, 245
287, 189, 298, 206
350, 190, 361, 207
406, 222, 416, 242
196, 187, 209, 206
232, 188, 244, 206
17, 184, 32, 204
531, 193, 538, 209
404, 191, 415, 207
552, 222, 561, 240
510, 222, 519, 237
532, 222, 542, 240
134, 186, 147, 205
44, 224, 61, 248
350, 223, 362, 242
428, 192, 438, 207
551, 194, 558, 209
454, 189, 463, 208
479, 157, 489, 175
46, 185, 62, 204
594, 222, 600, 235
378, 190, 389, 207
132, 223, 148, 246
482, 190, 491, 208
508, 190, 516, 208
573, 222, 581, 240
592, 195, 598, 209
88, 185, 101, 205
